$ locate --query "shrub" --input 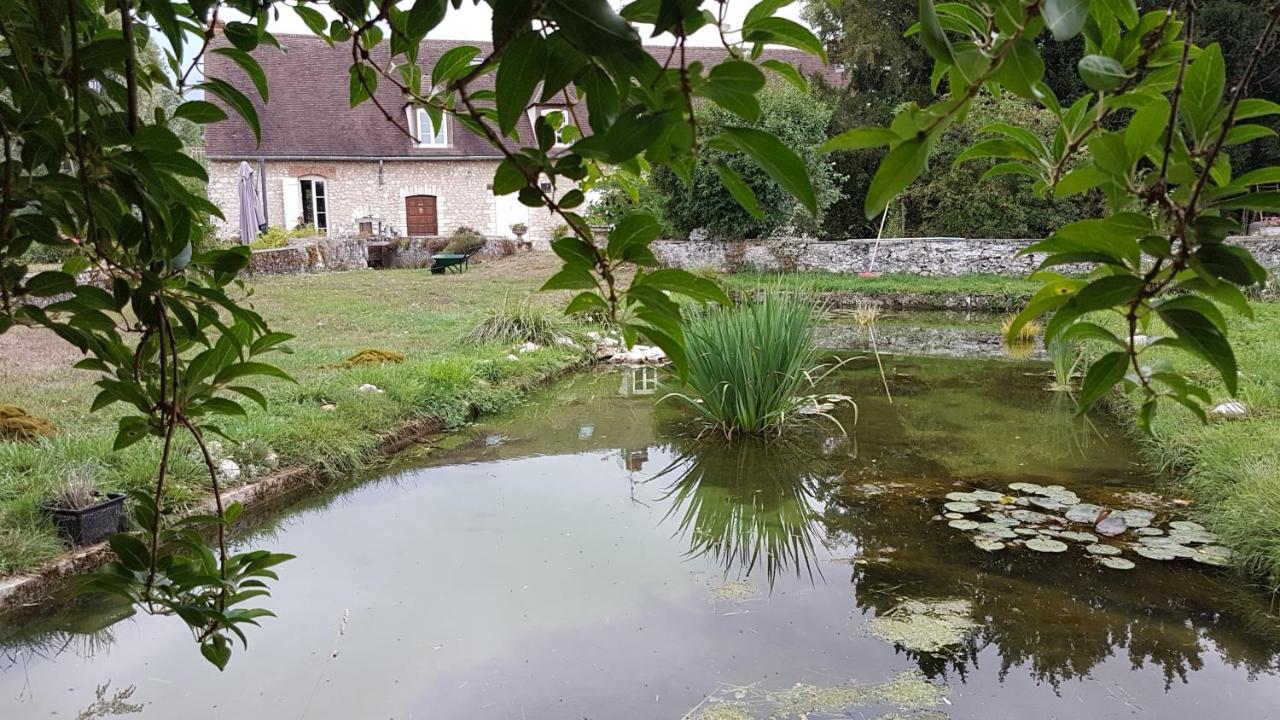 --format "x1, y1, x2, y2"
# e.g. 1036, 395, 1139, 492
464, 296, 572, 347
898, 94, 1104, 238
493, 238, 517, 257
250, 227, 290, 250
444, 226, 486, 253
664, 292, 845, 437
650, 81, 844, 239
